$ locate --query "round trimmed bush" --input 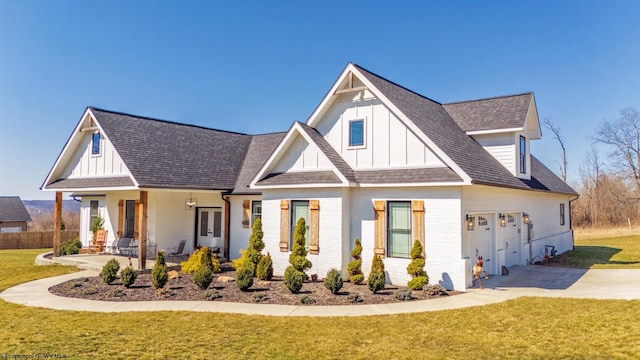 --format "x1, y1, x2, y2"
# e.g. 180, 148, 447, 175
284, 266, 305, 294
236, 265, 254, 291
120, 266, 137, 288
100, 258, 120, 284
323, 268, 343, 294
